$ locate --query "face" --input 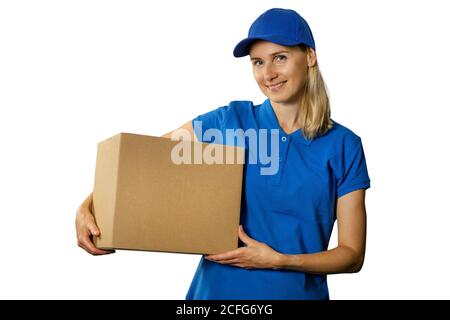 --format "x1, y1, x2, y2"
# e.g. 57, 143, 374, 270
249, 41, 316, 105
